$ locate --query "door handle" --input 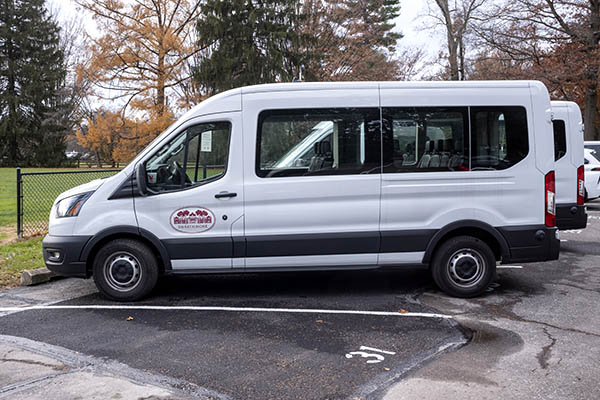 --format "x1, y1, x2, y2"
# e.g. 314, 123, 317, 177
215, 192, 237, 199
